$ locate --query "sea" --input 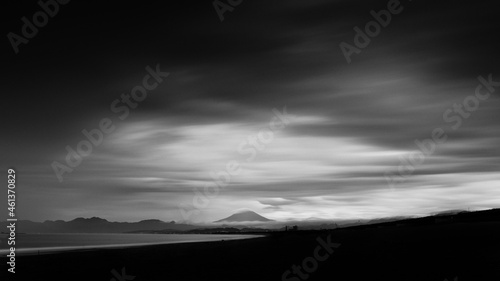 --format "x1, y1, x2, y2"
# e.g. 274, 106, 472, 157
0, 233, 261, 255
